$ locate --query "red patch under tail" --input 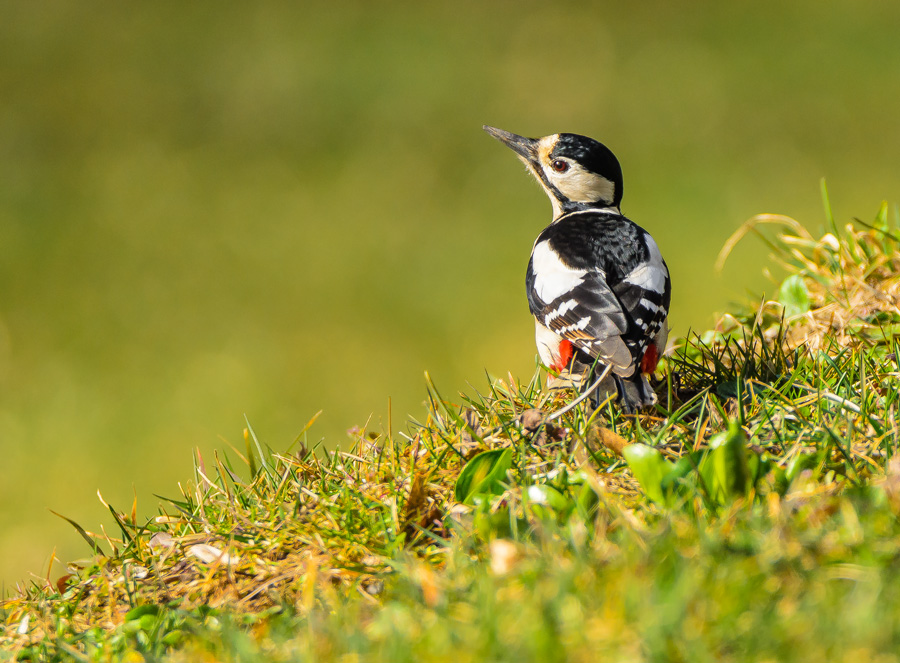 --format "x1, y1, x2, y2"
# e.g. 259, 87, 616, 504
550, 339, 574, 372
640, 343, 660, 374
